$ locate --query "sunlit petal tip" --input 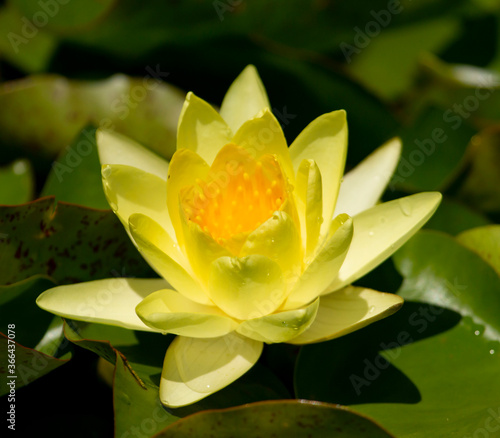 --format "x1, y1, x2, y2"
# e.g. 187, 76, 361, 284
330, 191, 442, 292
288, 287, 404, 345
160, 334, 263, 407
220, 65, 271, 133
335, 136, 403, 218
36, 278, 169, 332
96, 129, 169, 179
176, 92, 232, 164
289, 110, 348, 237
